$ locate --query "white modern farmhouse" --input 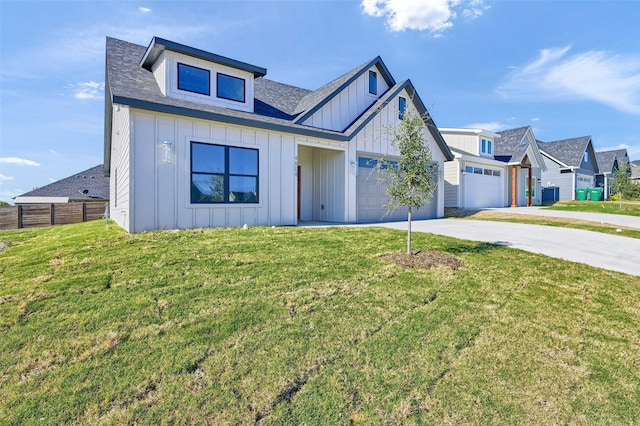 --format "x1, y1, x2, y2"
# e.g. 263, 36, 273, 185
104, 37, 453, 232
440, 126, 545, 209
